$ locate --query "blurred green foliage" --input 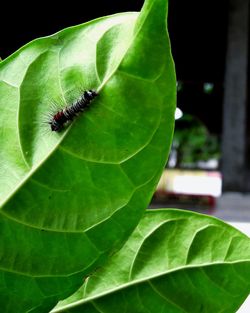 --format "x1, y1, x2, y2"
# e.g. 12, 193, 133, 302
173, 114, 220, 167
